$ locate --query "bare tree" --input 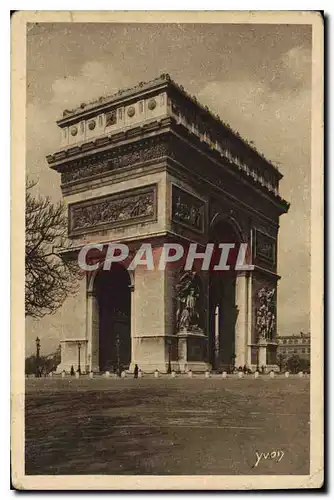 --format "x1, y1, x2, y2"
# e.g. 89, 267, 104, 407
25, 179, 81, 318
